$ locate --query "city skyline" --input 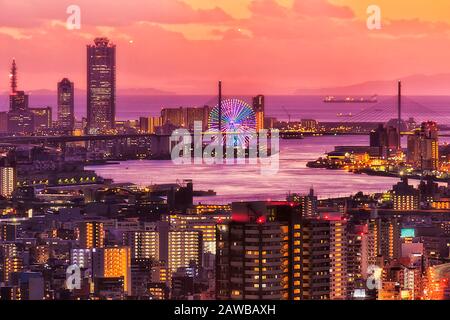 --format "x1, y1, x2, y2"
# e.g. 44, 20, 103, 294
0, 0, 450, 94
